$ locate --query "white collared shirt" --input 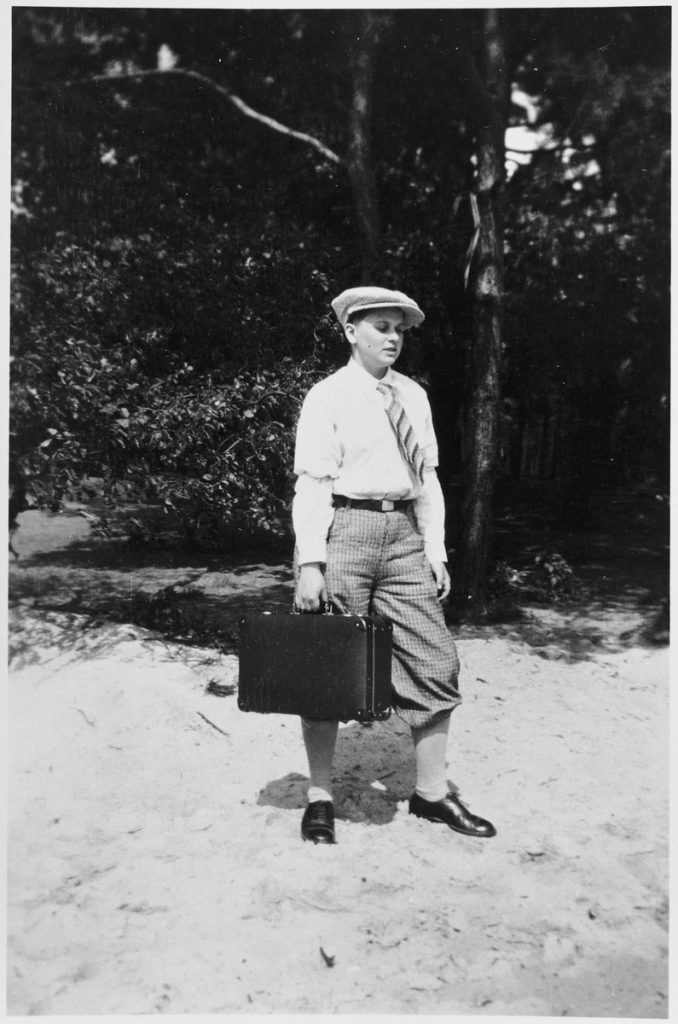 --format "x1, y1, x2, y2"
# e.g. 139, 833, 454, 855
293, 358, 448, 565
